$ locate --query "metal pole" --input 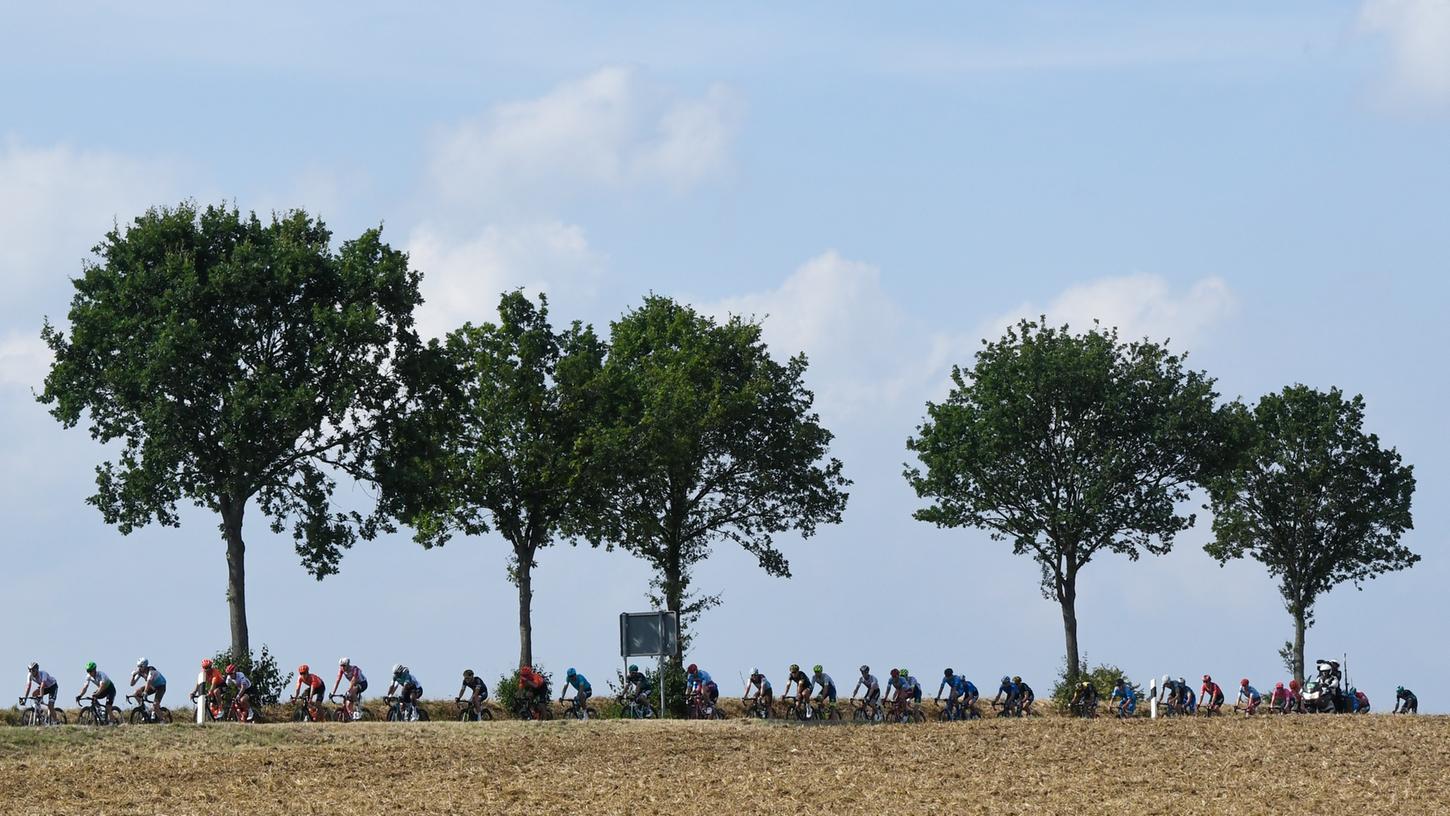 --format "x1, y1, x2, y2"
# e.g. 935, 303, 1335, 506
659, 654, 666, 719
